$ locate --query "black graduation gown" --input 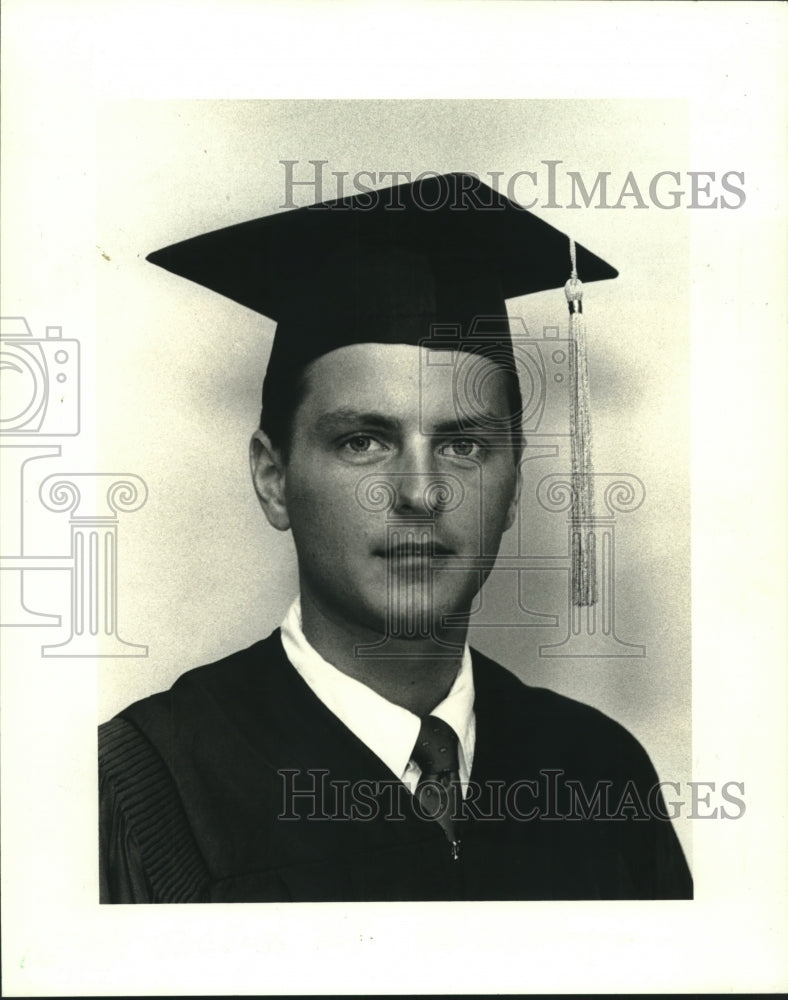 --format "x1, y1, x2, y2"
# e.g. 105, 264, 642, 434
98, 630, 692, 902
